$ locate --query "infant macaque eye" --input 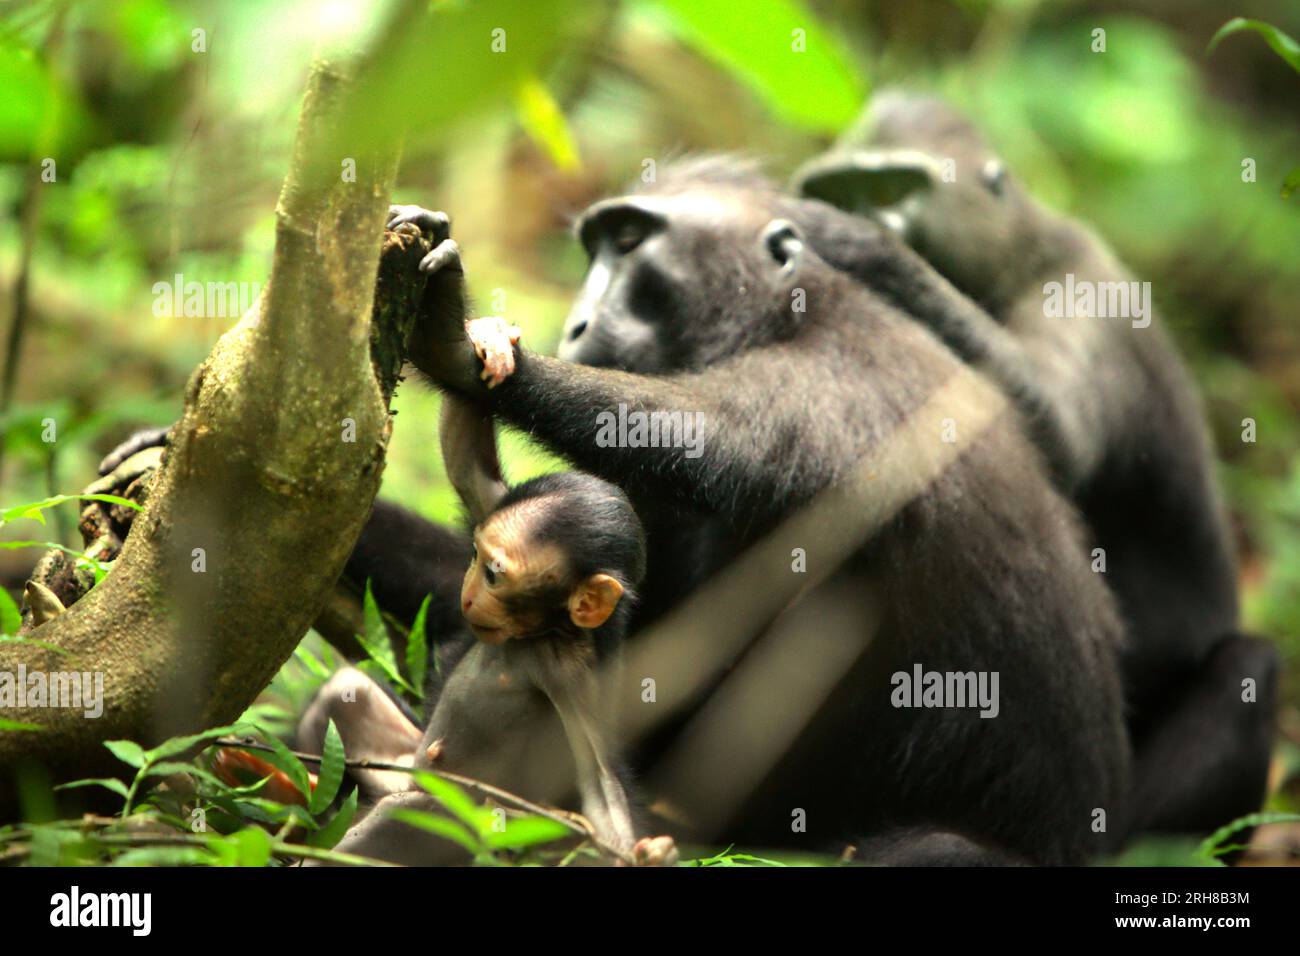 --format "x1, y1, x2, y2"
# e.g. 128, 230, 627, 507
484, 558, 504, 585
